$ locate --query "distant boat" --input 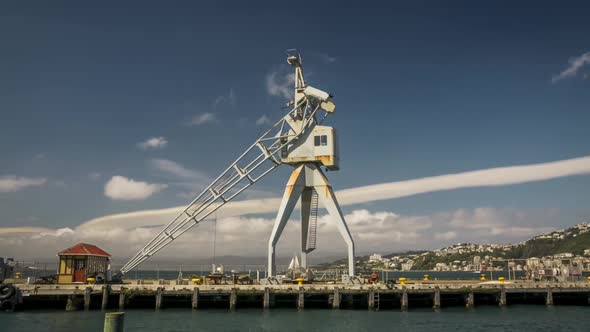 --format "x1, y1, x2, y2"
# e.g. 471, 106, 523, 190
288, 254, 300, 270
